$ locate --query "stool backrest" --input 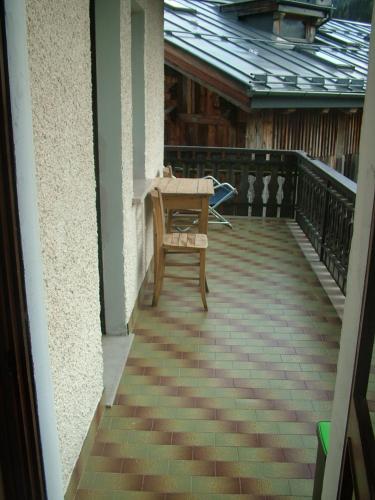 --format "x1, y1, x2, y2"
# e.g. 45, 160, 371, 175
163, 165, 174, 178
150, 188, 165, 251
